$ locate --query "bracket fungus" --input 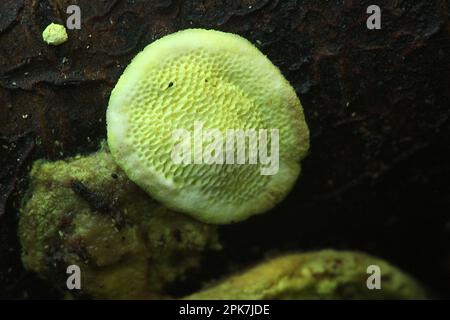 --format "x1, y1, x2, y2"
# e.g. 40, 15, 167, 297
18, 147, 221, 299
107, 29, 310, 224
185, 250, 427, 300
